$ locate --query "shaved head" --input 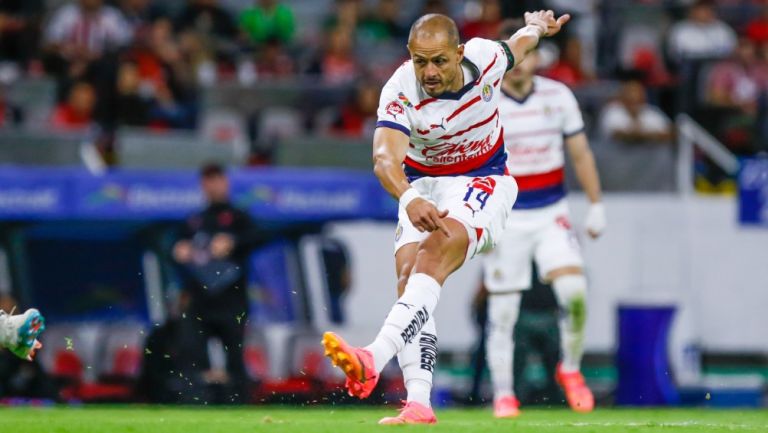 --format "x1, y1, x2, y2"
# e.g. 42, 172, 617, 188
408, 14, 460, 47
